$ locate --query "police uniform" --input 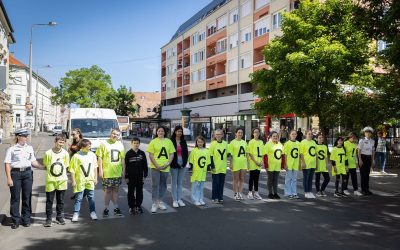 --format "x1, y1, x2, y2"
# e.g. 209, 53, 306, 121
357, 127, 374, 195
4, 128, 35, 227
